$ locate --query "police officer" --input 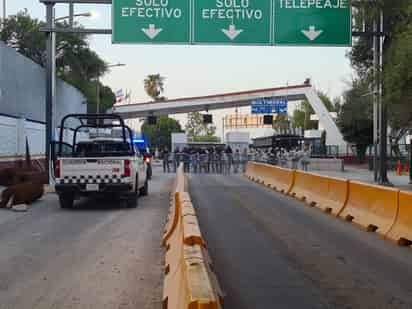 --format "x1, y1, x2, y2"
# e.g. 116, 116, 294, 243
162, 147, 170, 173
